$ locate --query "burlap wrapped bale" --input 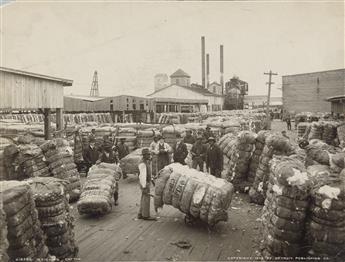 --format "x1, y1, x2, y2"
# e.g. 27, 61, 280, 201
308, 122, 324, 141
217, 133, 237, 159
323, 122, 338, 145
305, 139, 342, 167
0, 180, 50, 261
154, 163, 234, 226
41, 138, 81, 202
297, 122, 311, 138
337, 123, 345, 148
0, 200, 9, 262
306, 168, 345, 261
260, 155, 311, 258
226, 131, 256, 192
77, 164, 117, 215
248, 131, 270, 185
26, 177, 79, 260
249, 134, 295, 205
120, 148, 143, 175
